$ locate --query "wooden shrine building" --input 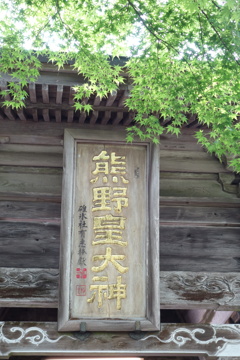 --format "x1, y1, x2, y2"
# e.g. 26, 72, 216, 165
0, 57, 240, 359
